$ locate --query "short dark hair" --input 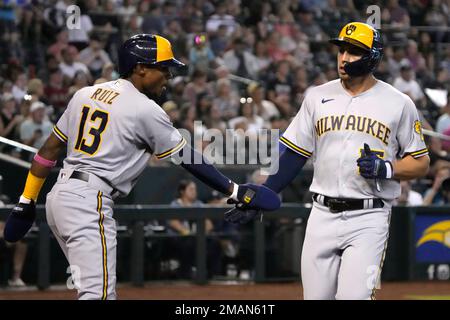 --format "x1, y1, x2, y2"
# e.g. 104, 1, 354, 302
177, 179, 194, 197
442, 177, 450, 192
